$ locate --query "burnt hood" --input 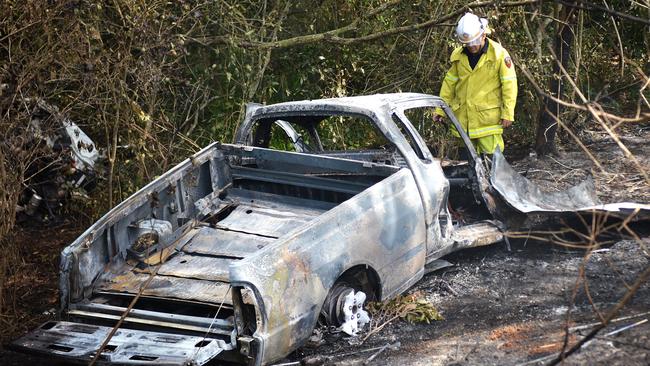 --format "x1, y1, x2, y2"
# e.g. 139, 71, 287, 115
490, 149, 650, 217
